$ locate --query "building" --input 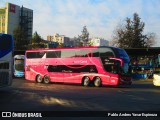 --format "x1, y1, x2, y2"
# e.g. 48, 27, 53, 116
90, 38, 109, 46
47, 35, 53, 41
0, 3, 33, 41
41, 39, 59, 48
47, 33, 71, 47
